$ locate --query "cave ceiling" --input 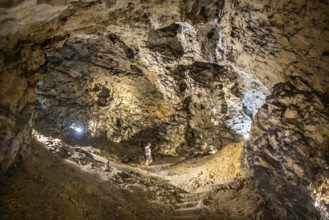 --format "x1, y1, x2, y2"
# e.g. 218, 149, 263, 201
0, 0, 328, 219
